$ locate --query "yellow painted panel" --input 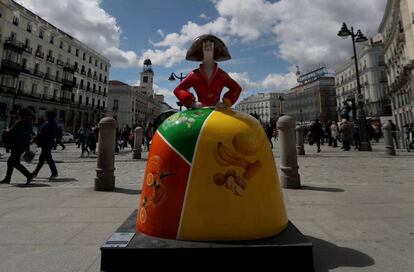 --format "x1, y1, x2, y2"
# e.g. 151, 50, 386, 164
178, 108, 288, 240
